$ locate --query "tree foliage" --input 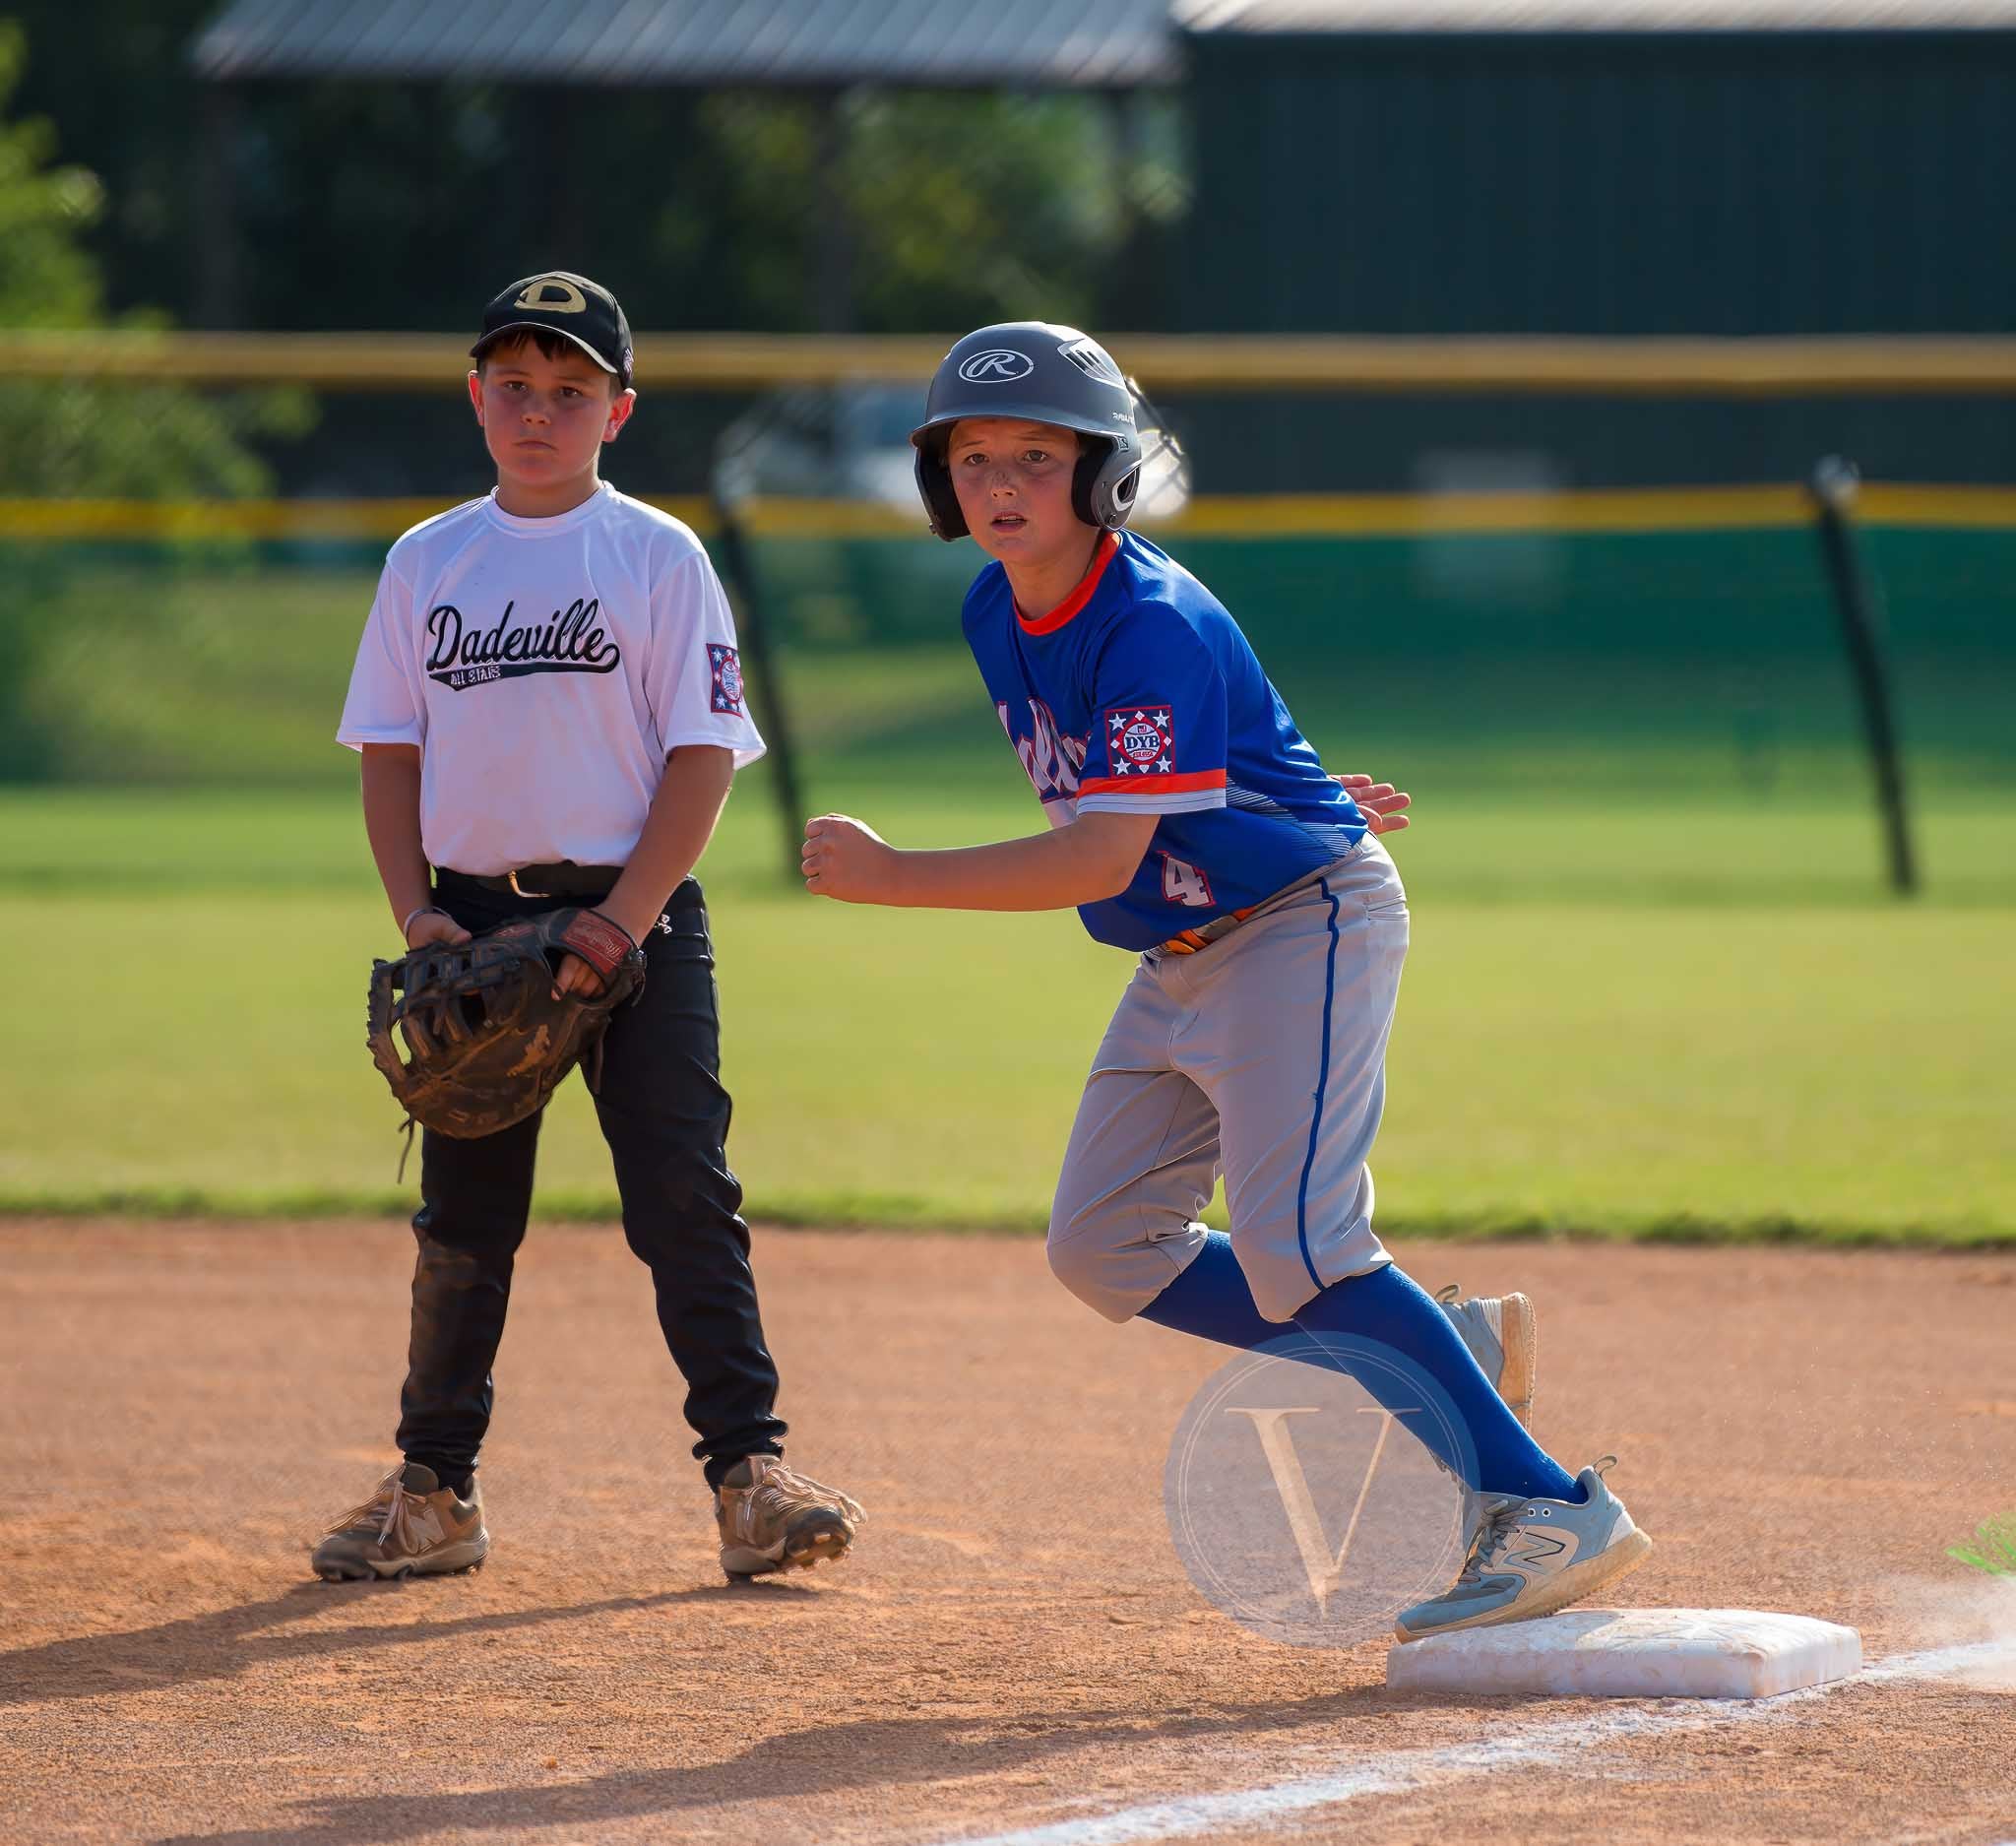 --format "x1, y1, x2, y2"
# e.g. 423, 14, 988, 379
10, 13, 1186, 341
0, 21, 100, 326
0, 22, 308, 497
